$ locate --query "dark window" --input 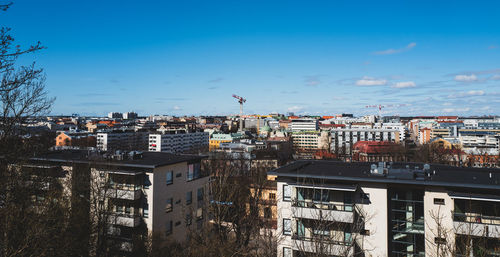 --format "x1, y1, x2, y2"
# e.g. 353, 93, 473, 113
186, 191, 192, 205
166, 198, 173, 212
269, 193, 276, 200
166, 171, 173, 185
434, 198, 445, 205
197, 188, 204, 201
435, 237, 446, 244
165, 221, 172, 235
